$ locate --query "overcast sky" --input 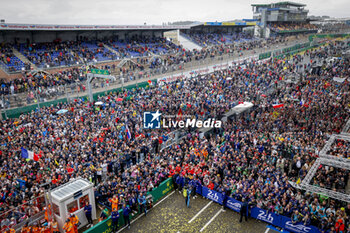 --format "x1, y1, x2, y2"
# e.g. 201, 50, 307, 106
0, 0, 349, 25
